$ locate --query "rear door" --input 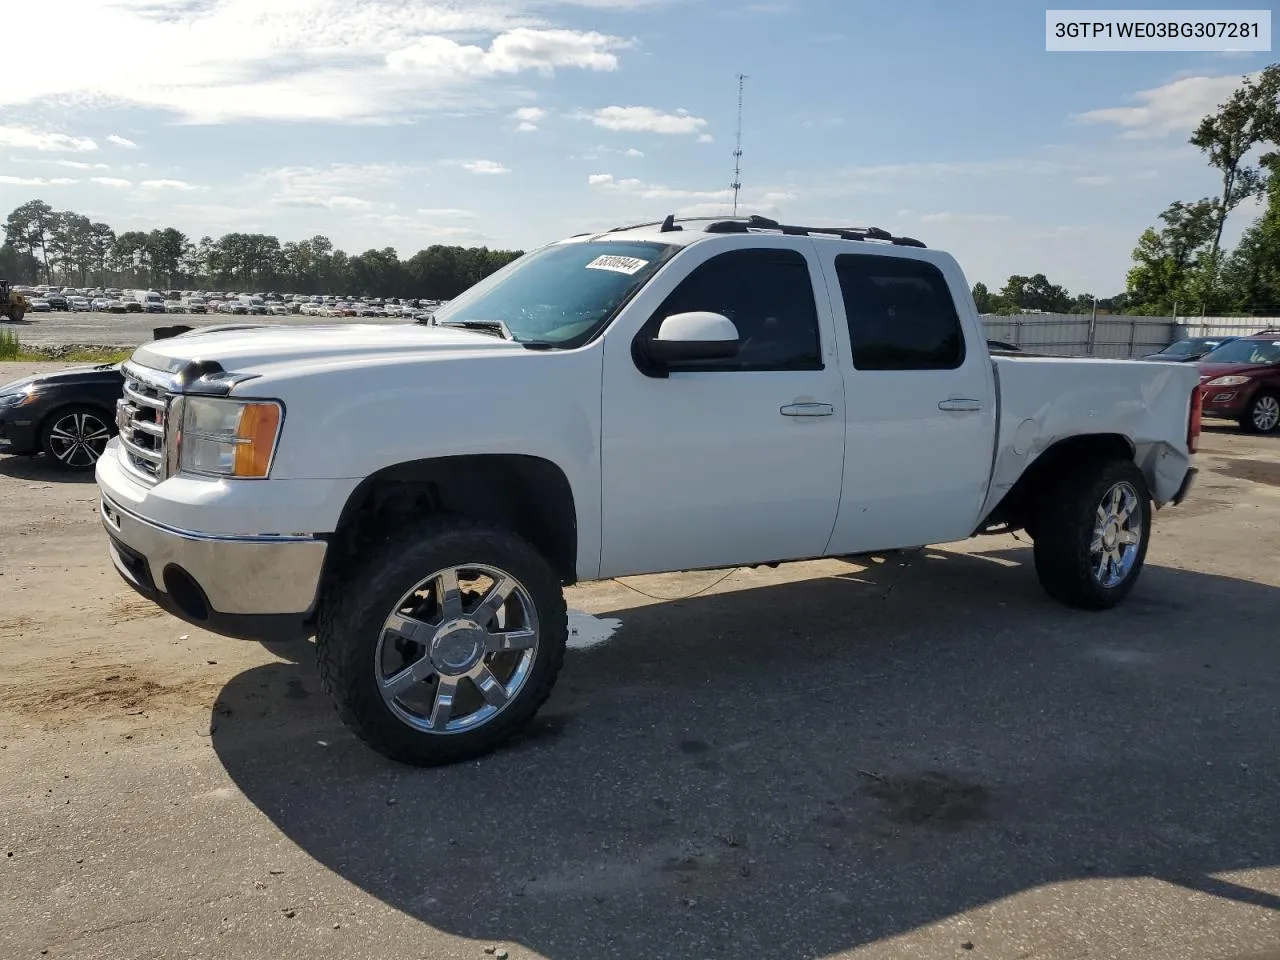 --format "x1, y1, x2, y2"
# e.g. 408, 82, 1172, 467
820, 250, 997, 553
